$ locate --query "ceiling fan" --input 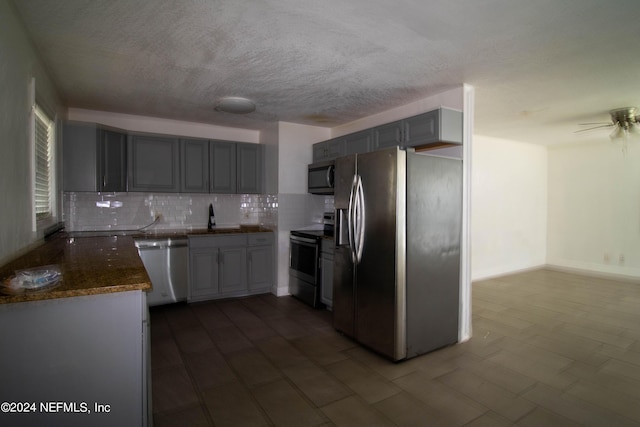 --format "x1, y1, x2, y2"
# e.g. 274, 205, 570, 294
575, 107, 640, 139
